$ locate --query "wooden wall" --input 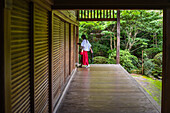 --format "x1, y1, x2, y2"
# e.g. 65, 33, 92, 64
2, 0, 79, 113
